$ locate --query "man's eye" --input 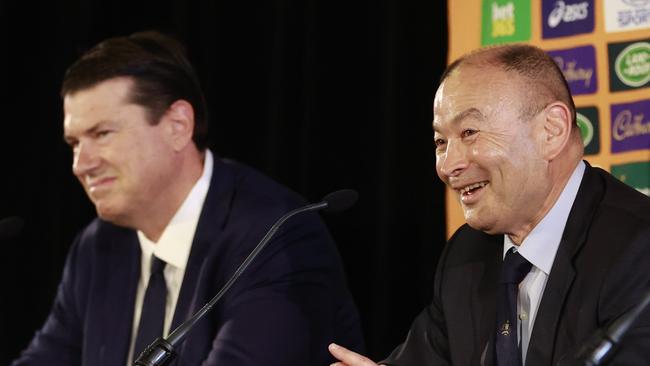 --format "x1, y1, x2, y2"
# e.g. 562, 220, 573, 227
461, 129, 478, 138
434, 138, 446, 147
96, 130, 112, 138
65, 139, 79, 149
